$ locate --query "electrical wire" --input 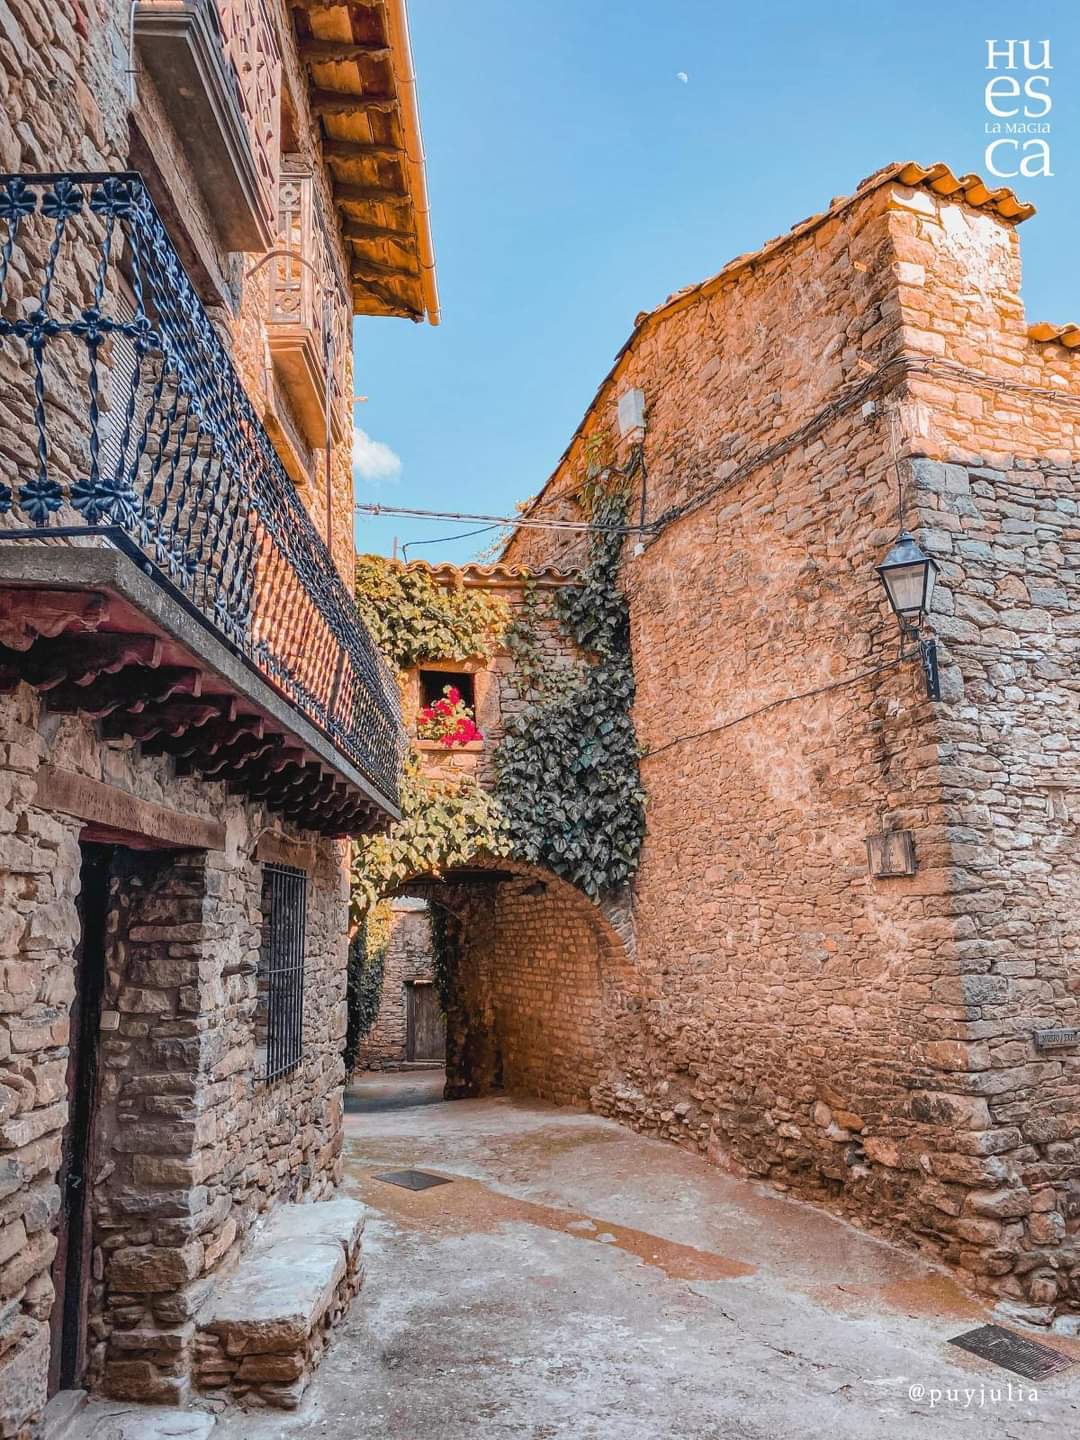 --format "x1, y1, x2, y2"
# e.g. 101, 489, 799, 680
399, 524, 502, 561
356, 502, 636, 534
639, 653, 906, 763
359, 355, 1080, 556
357, 447, 648, 541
